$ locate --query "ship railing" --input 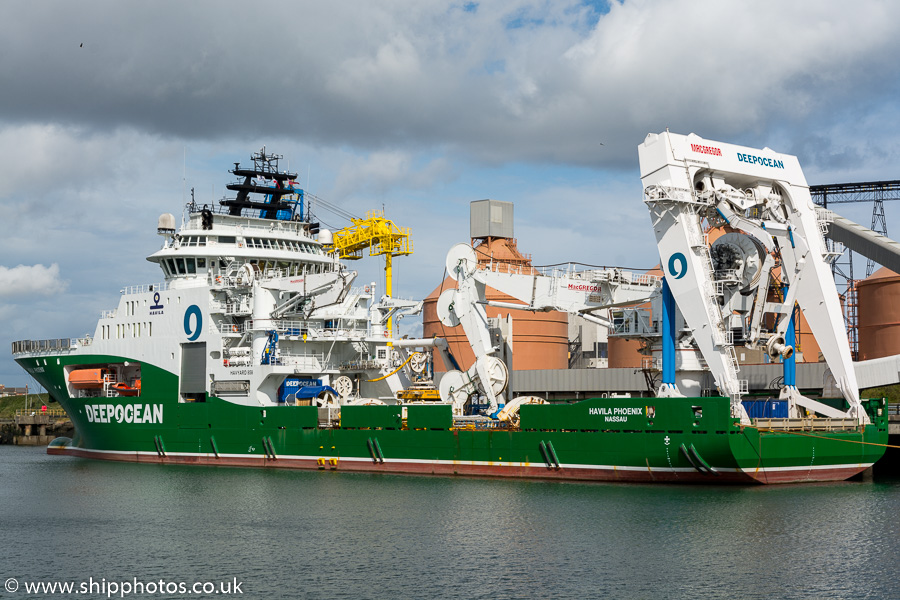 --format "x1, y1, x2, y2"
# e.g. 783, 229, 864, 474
187, 202, 306, 225
479, 261, 662, 289
563, 268, 662, 288
188, 203, 234, 216
274, 351, 333, 370
244, 319, 370, 339
752, 417, 860, 432
349, 285, 374, 296
209, 322, 249, 335
15, 408, 67, 418
641, 356, 661, 371
609, 307, 658, 337
451, 417, 512, 431
480, 262, 537, 276
210, 275, 240, 288
191, 201, 306, 219
11, 338, 81, 355
101, 309, 118, 319
121, 282, 169, 296
340, 359, 382, 371
209, 300, 252, 315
